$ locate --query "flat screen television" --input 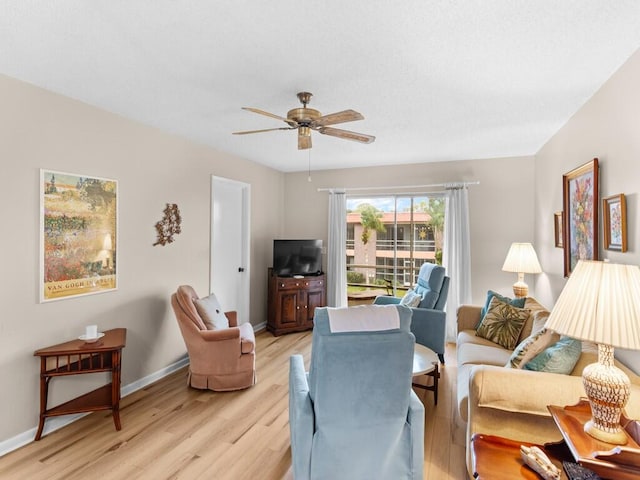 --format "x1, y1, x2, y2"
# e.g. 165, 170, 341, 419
273, 239, 323, 277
